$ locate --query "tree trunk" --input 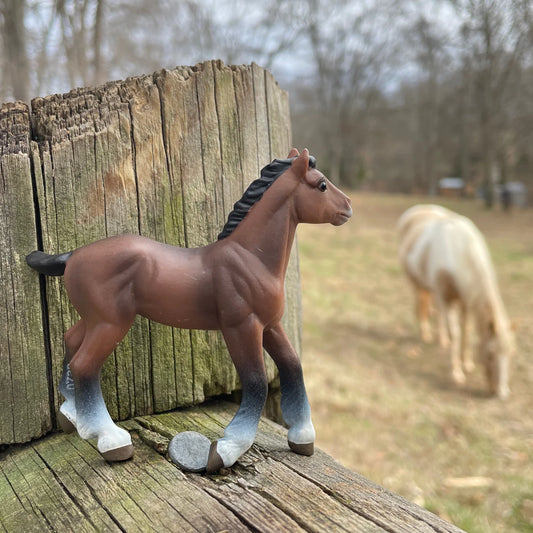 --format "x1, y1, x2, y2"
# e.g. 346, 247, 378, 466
92, 0, 105, 84
1, 0, 30, 101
